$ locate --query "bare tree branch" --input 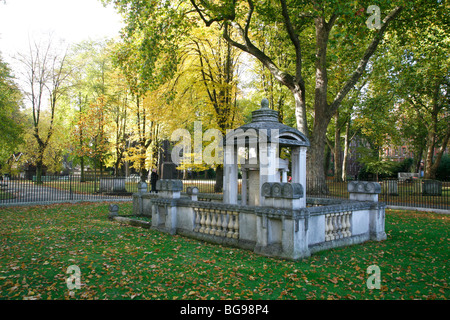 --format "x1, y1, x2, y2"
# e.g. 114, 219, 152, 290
279, 0, 302, 81
190, 0, 236, 26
